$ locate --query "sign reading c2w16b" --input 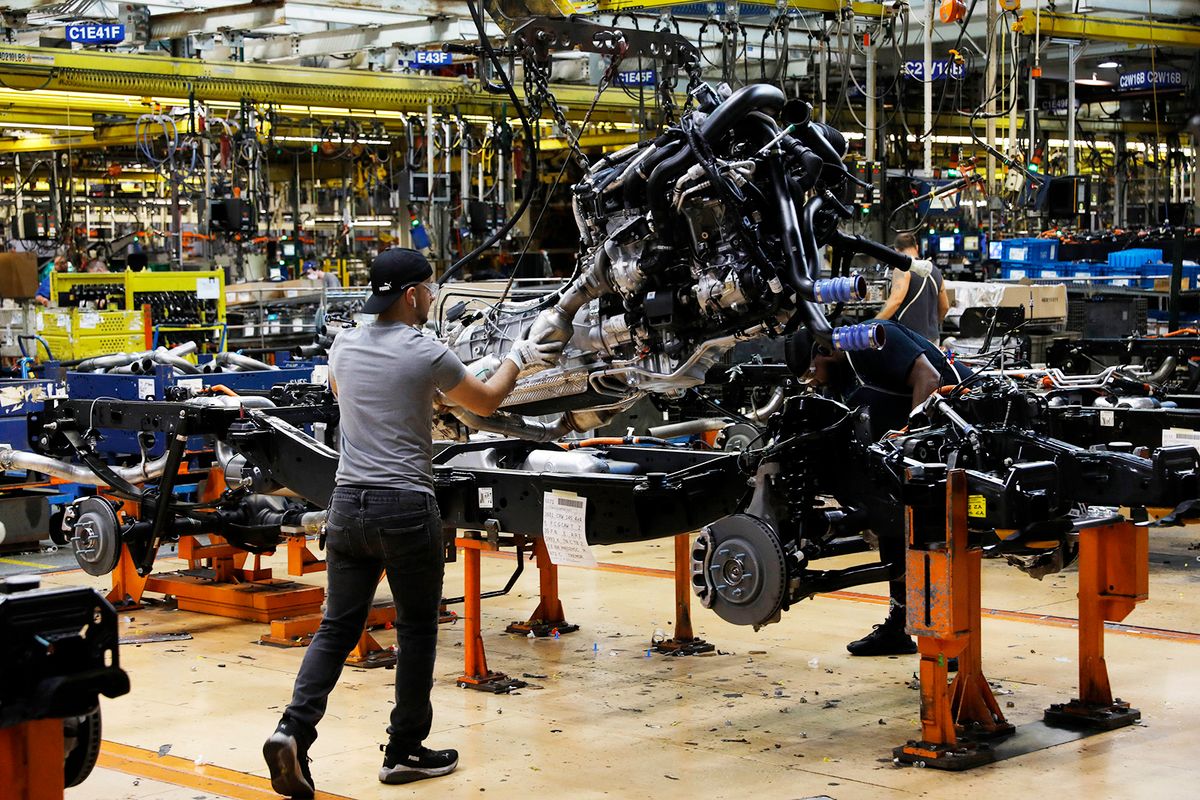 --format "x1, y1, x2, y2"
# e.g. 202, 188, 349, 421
904, 60, 965, 81
1118, 69, 1184, 92
66, 24, 125, 45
